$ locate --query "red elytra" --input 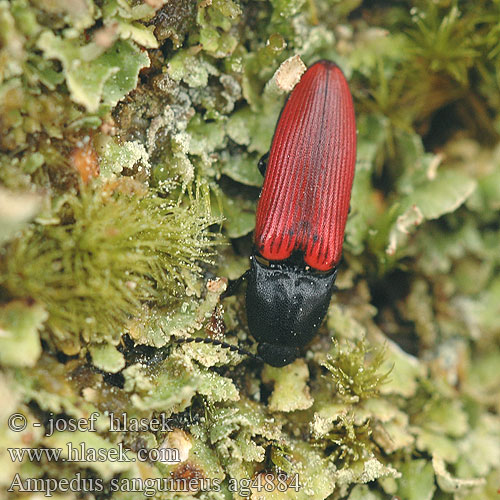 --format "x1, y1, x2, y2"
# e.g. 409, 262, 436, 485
254, 60, 356, 272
